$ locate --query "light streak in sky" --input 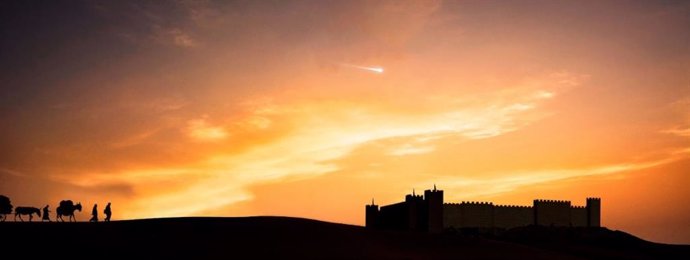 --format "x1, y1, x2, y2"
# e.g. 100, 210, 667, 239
340, 63, 384, 74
